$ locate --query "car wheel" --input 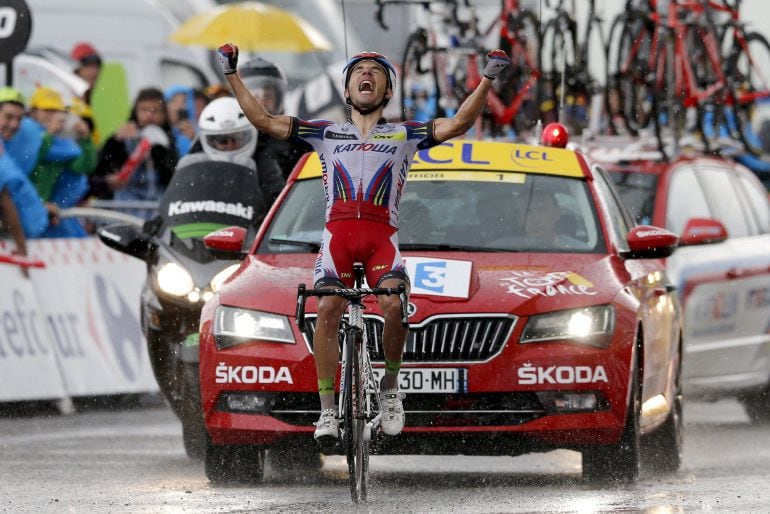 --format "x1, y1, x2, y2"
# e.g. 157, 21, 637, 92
642, 345, 683, 474
583, 348, 641, 483
740, 384, 770, 423
268, 446, 323, 476
180, 363, 206, 460
204, 435, 265, 484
